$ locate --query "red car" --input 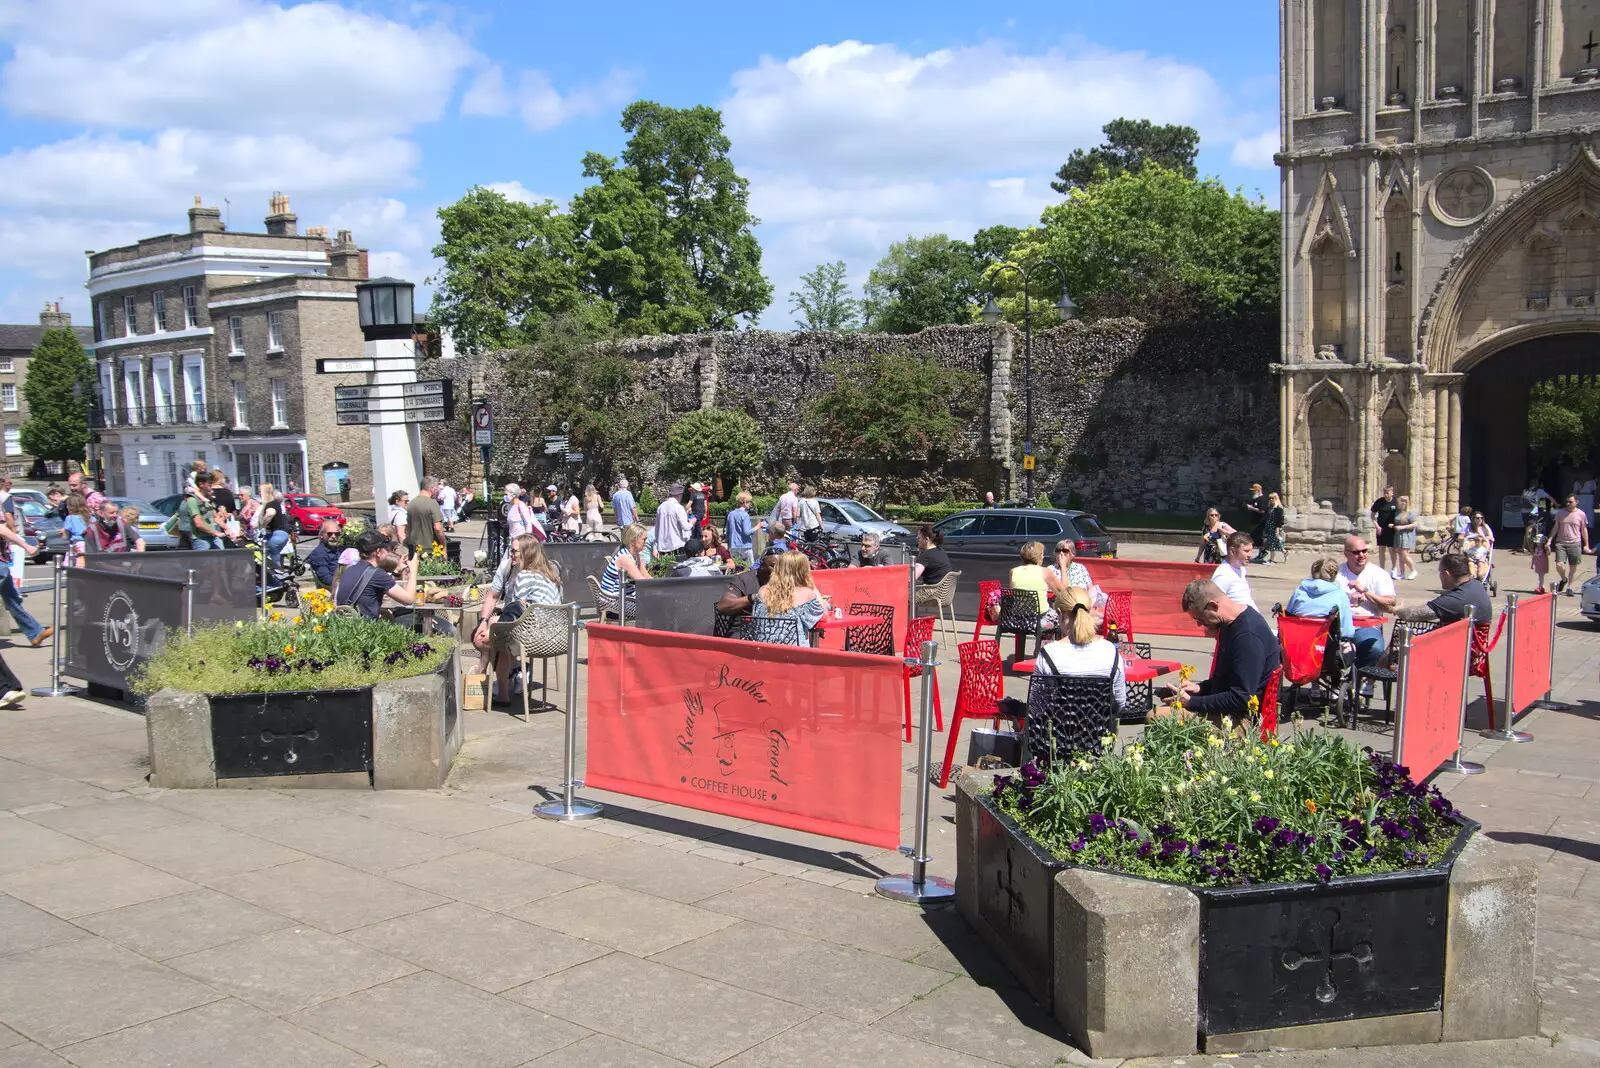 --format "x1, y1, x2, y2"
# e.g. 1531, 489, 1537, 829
282, 494, 346, 535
